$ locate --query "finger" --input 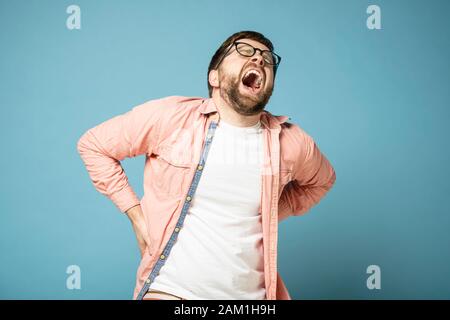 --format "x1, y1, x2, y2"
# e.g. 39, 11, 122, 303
143, 234, 151, 247
138, 241, 146, 257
